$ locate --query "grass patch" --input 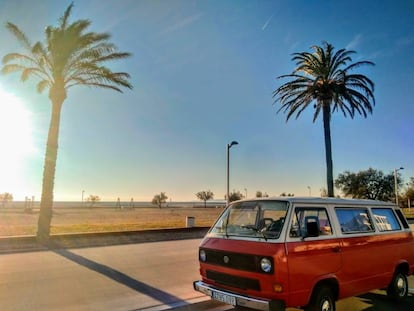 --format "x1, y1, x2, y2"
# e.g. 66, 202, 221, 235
403, 209, 414, 218
0, 206, 223, 237
2, 206, 411, 237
